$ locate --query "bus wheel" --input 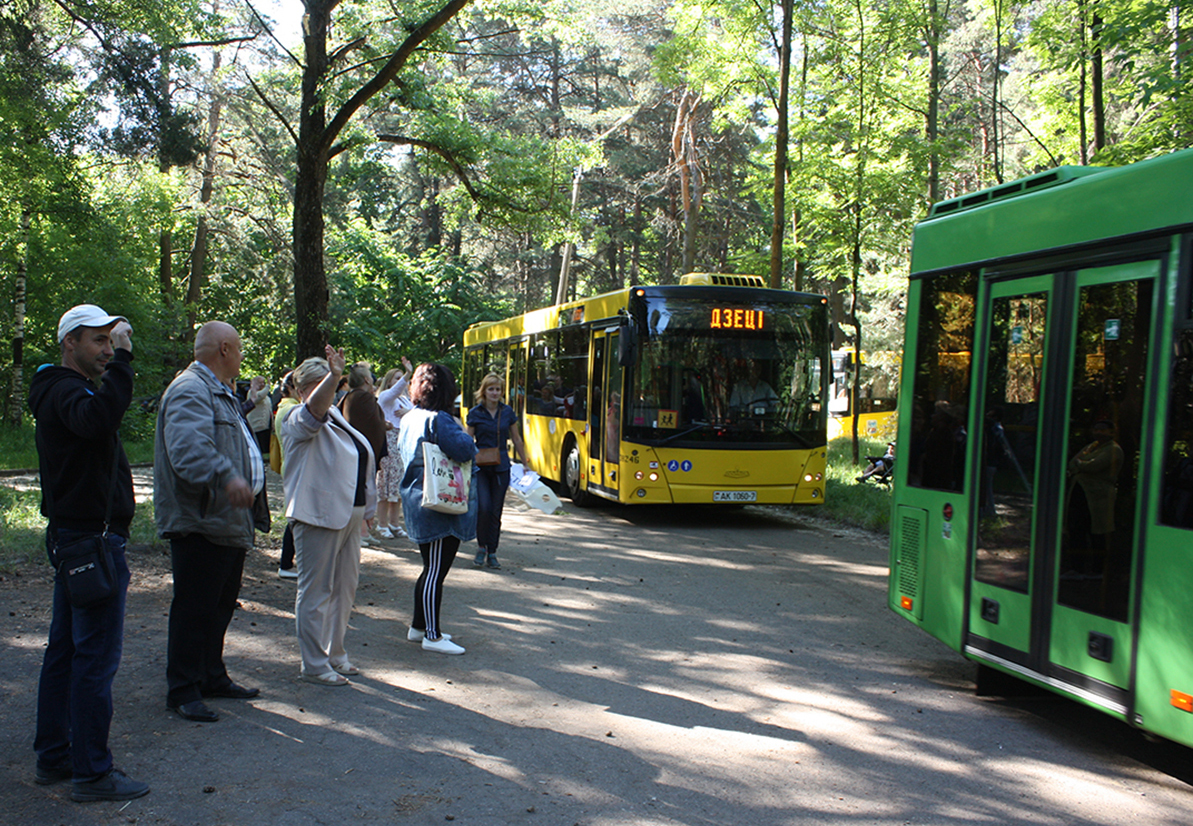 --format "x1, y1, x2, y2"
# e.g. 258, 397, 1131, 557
564, 443, 592, 506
